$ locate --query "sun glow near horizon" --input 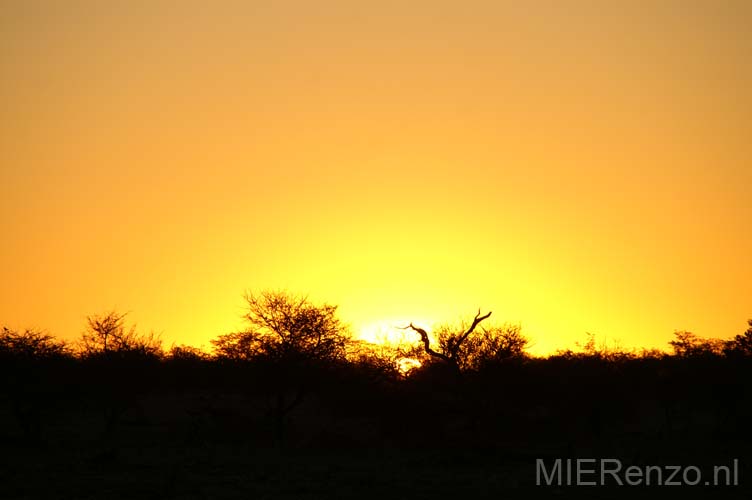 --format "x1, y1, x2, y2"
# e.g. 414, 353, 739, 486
356, 319, 429, 348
